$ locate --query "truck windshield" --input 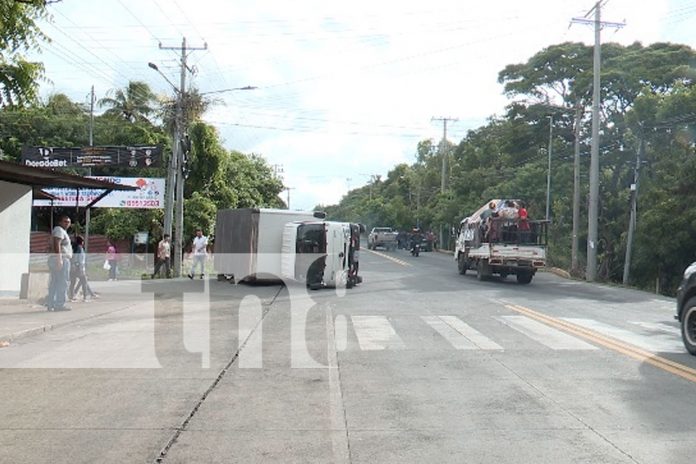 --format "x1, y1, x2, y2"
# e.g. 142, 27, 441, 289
296, 224, 326, 253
